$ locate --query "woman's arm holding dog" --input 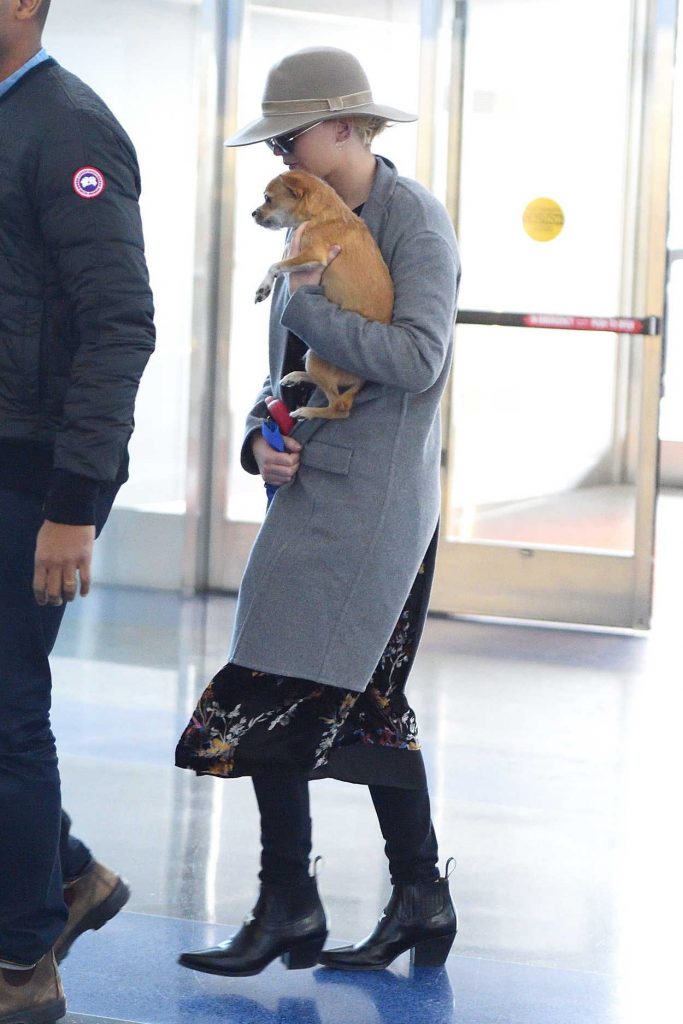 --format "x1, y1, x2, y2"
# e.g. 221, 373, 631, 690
281, 228, 459, 394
